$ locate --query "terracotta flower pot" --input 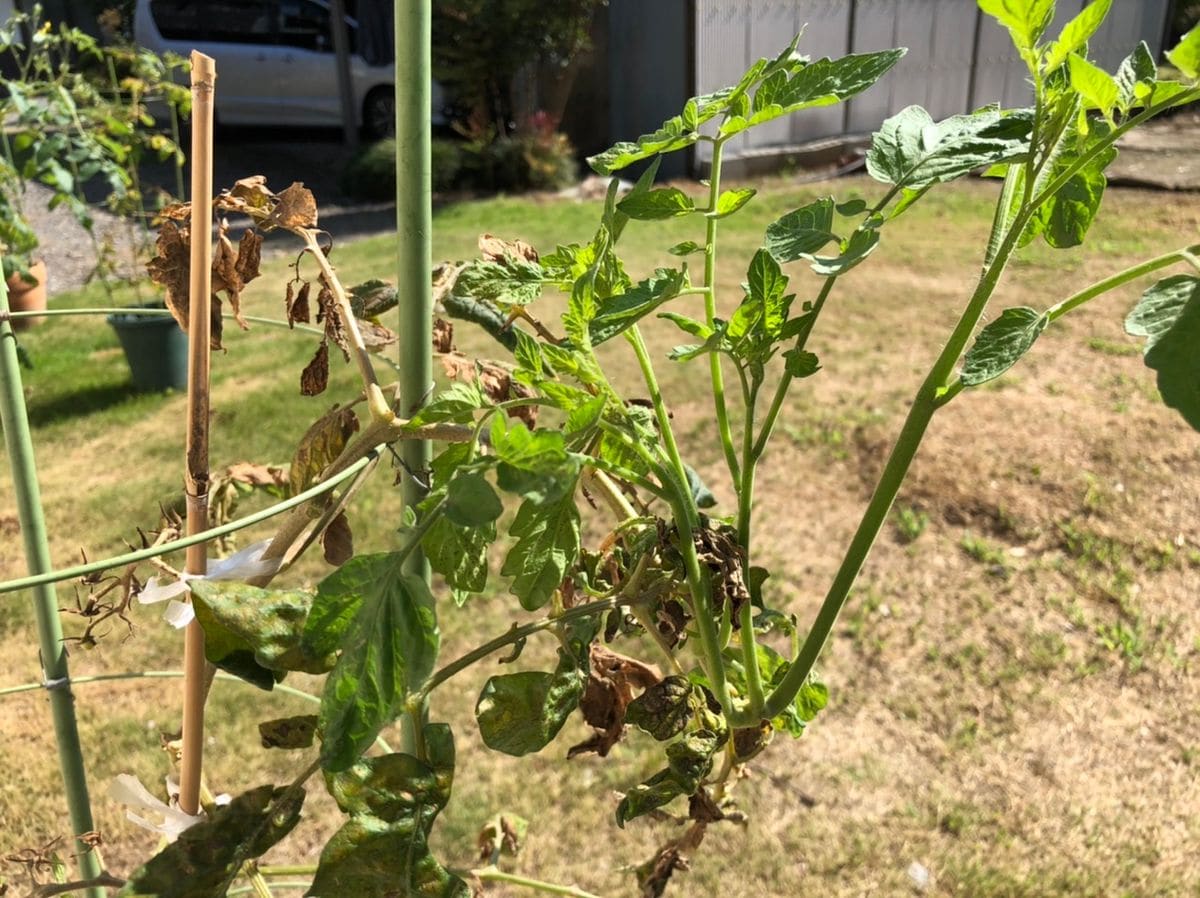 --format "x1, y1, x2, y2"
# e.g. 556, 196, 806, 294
5, 259, 48, 332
